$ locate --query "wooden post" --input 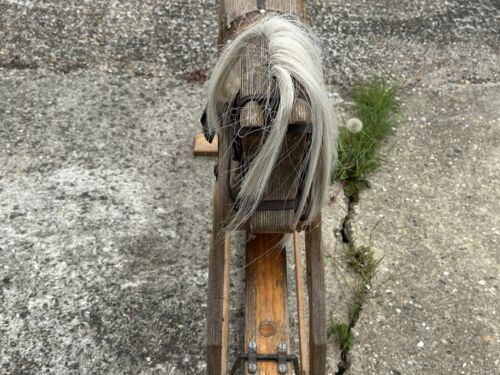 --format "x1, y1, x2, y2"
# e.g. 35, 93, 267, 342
206, 195, 231, 375
305, 217, 327, 374
207, 126, 232, 375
